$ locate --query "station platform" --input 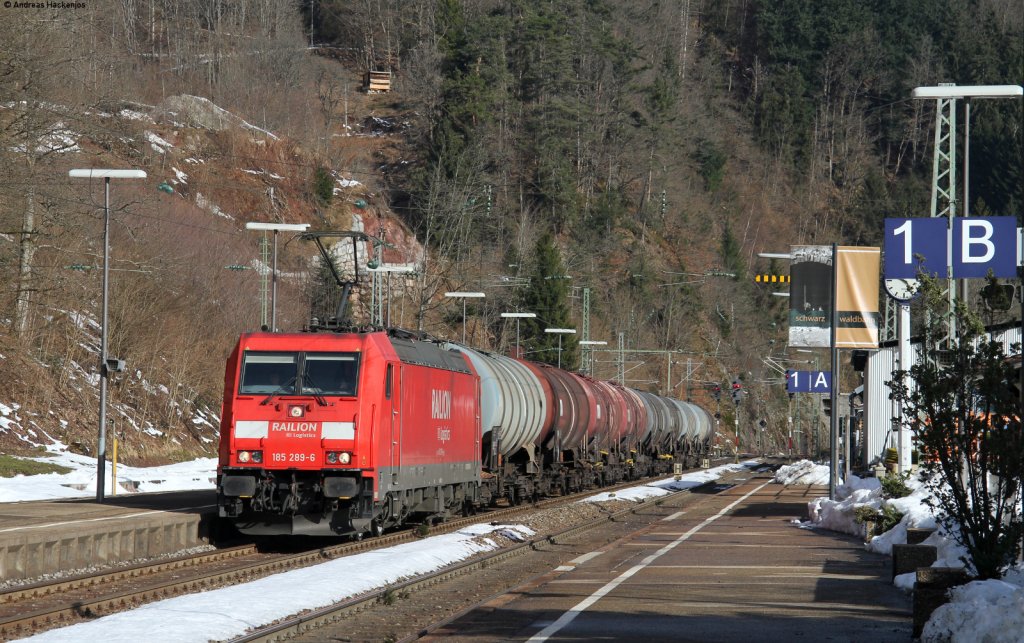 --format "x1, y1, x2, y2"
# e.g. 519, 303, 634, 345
425, 473, 913, 642
0, 489, 217, 582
